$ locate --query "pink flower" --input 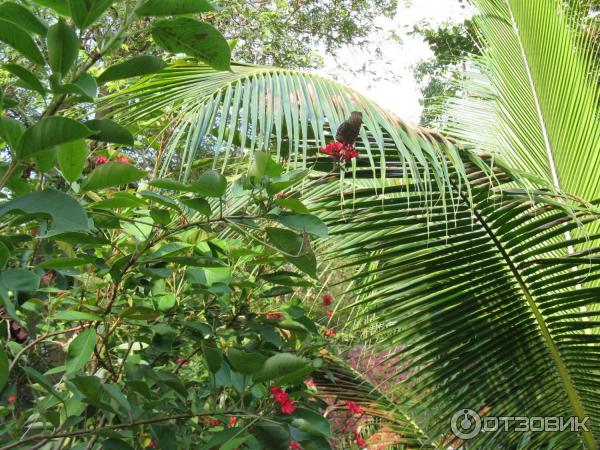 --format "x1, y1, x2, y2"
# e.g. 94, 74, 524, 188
42, 272, 54, 283
270, 386, 289, 403
304, 379, 316, 388
324, 328, 336, 338
289, 441, 302, 450
322, 295, 333, 306
354, 430, 367, 449
275, 192, 288, 198
7, 395, 16, 404
346, 401, 364, 415
326, 309, 333, 318
207, 418, 220, 427
55, 291, 66, 296
320, 142, 359, 161
115, 156, 130, 163
280, 400, 296, 415
95, 155, 108, 165
265, 311, 284, 320
175, 357, 188, 365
